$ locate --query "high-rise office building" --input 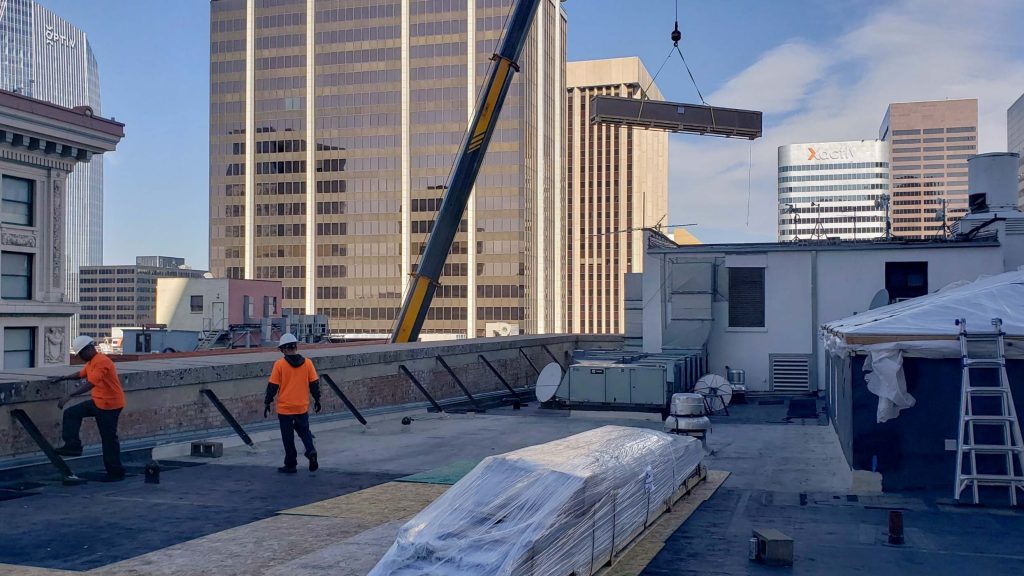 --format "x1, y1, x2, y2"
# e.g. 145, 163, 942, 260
879, 99, 977, 238
79, 257, 207, 339
565, 57, 667, 334
777, 141, 889, 242
1009, 92, 1024, 206
210, 0, 565, 338
0, 0, 104, 328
